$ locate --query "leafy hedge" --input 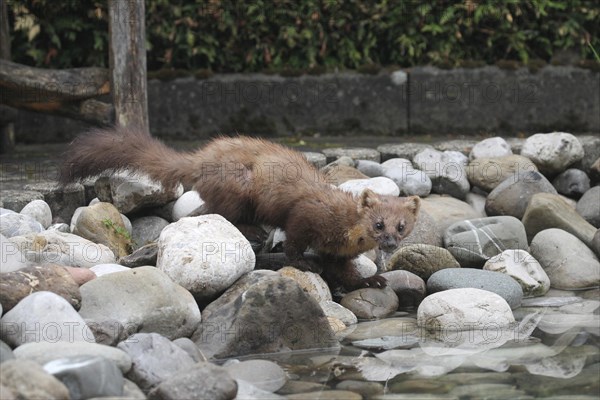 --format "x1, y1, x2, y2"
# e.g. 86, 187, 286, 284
8, 0, 600, 72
